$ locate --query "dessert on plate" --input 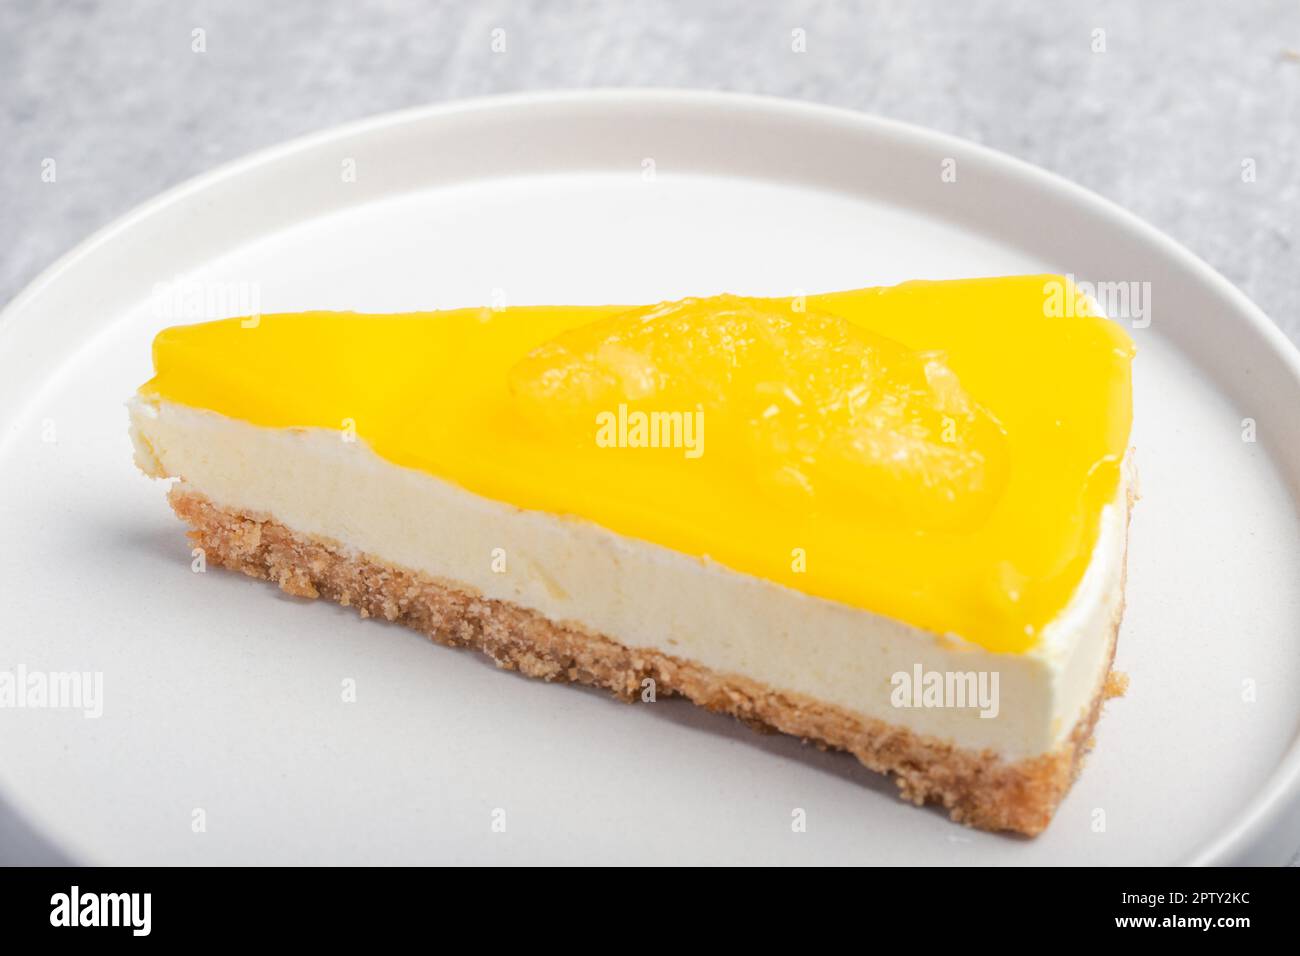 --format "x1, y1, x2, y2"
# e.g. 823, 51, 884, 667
129, 275, 1135, 835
